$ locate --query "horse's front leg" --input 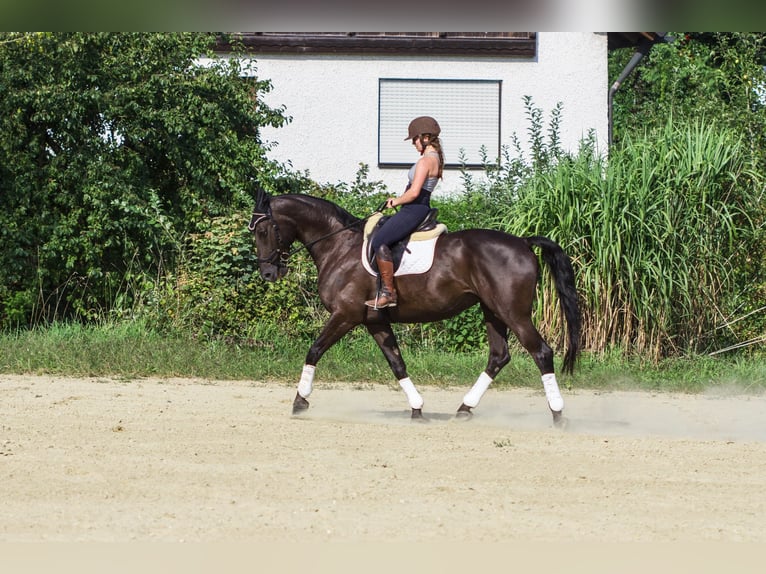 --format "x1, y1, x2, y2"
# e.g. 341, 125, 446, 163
365, 323, 425, 420
292, 314, 356, 415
